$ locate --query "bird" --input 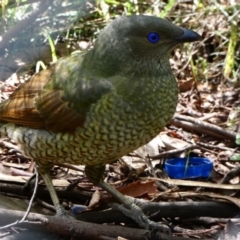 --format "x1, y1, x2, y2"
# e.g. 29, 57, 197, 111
0, 15, 202, 229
